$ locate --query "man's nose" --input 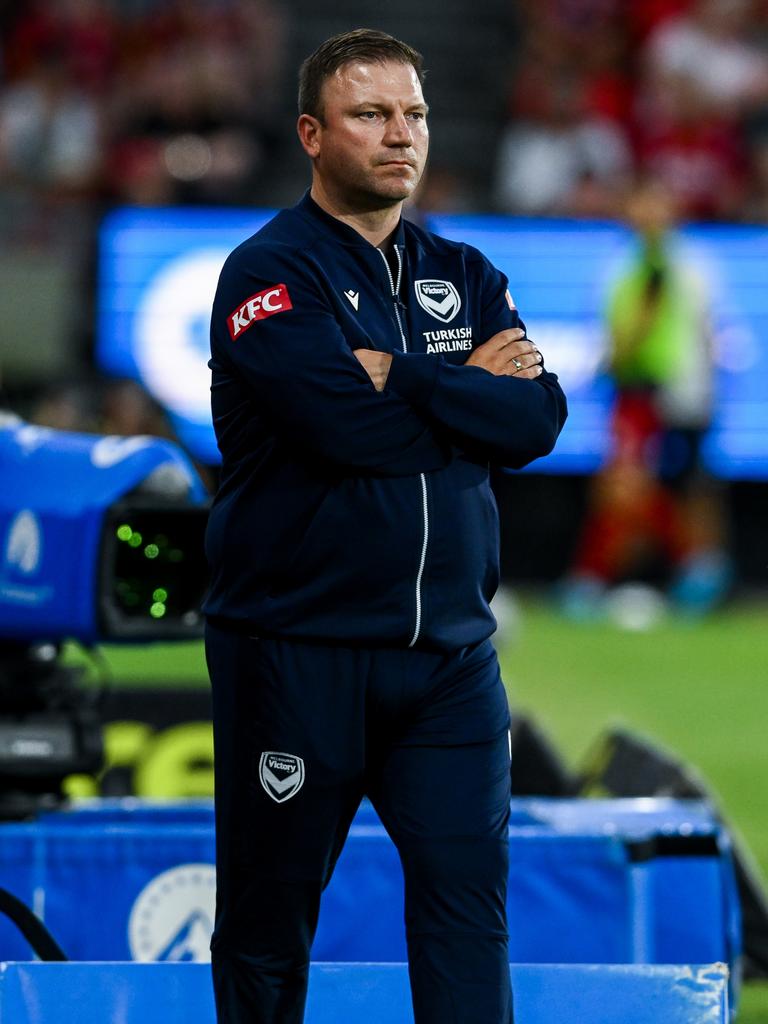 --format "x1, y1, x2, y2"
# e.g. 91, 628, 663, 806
384, 112, 413, 146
